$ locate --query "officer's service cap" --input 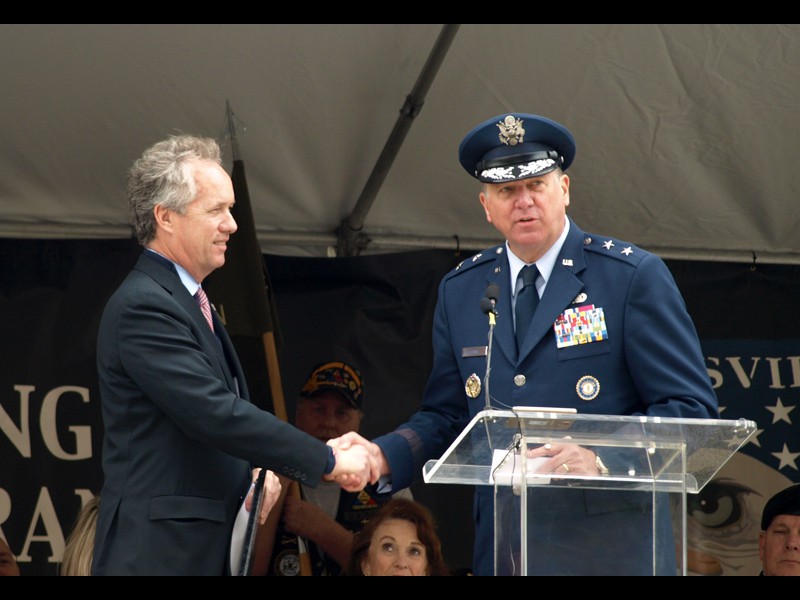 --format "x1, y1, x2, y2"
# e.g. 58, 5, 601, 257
459, 113, 576, 183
